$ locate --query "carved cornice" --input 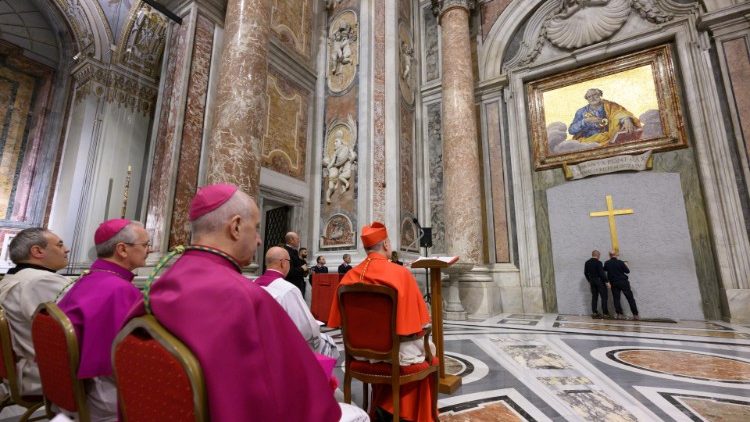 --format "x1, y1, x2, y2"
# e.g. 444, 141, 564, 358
72, 60, 158, 115
431, 0, 476, 18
